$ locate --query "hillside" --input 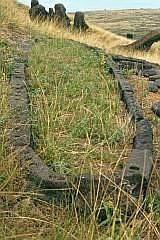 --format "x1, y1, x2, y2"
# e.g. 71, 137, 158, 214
85, 8, 160, 39
0, 0, 160, 239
